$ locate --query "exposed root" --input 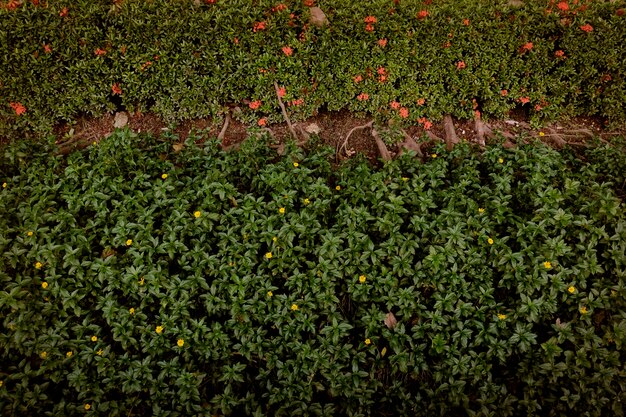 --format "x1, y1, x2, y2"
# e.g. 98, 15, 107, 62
338, 120, 373, 156
426, 131, 445, 143
443, 114, 460, 150
398, 129, 423, 158
474, 114, 488, 147
295, 125, 310, 145
217, 111, 231, 143
273, 82, 298, 141
371, 127, 392, 161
